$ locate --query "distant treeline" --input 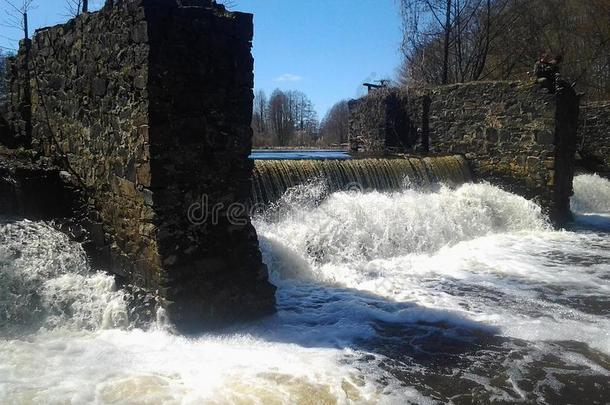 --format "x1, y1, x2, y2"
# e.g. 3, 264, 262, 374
398, 0, 610, 99
251, 89, 349, 148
